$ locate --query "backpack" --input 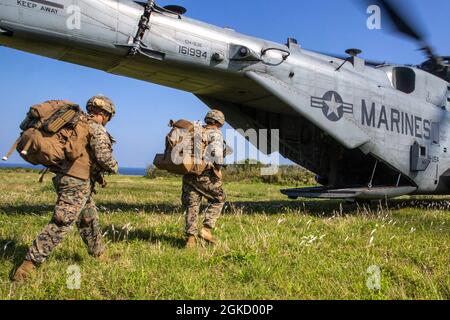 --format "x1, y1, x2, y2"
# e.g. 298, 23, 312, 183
153, 119, 208, 175
3, 100, 89, 168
